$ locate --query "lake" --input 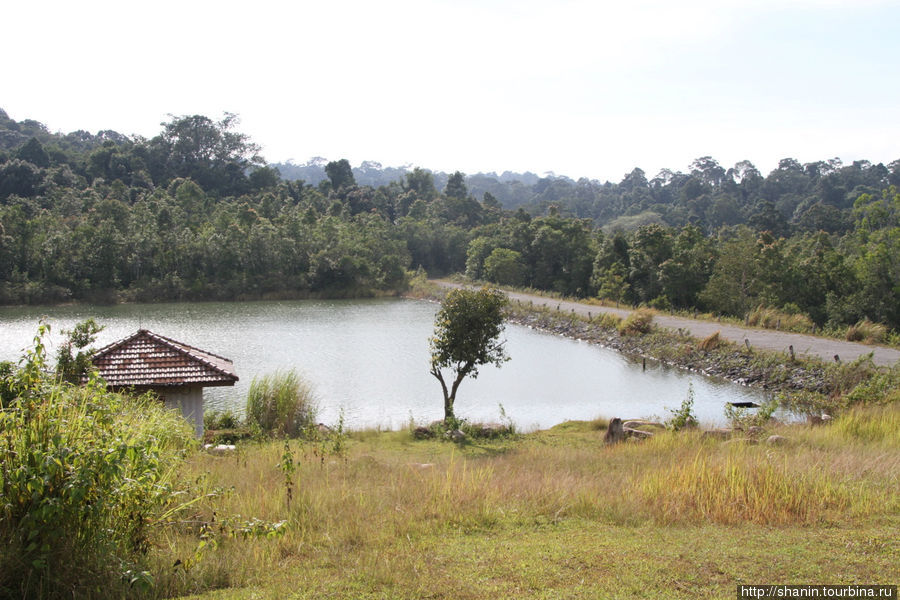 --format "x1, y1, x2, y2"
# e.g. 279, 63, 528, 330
0, 298, 767, 430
